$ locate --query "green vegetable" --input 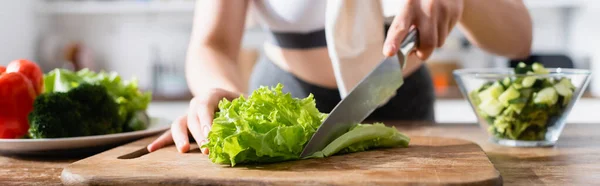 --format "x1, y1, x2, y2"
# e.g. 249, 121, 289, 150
478, 99, 504, 117
43, 68, 152, 132
508, 103, 525, 114
498, 86, 520, 106
309, 123, 410, 158
514, 62, 531, 74
501, 77, 512, 88
533, 87, 558, 106
521, 76, 537, 88
203, 84, 410, 166
478, 82, 504, 101
532, 63, 549, 74
470, 62, 575, 141
554, 78, 573, 97
28, 84, 122, 138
